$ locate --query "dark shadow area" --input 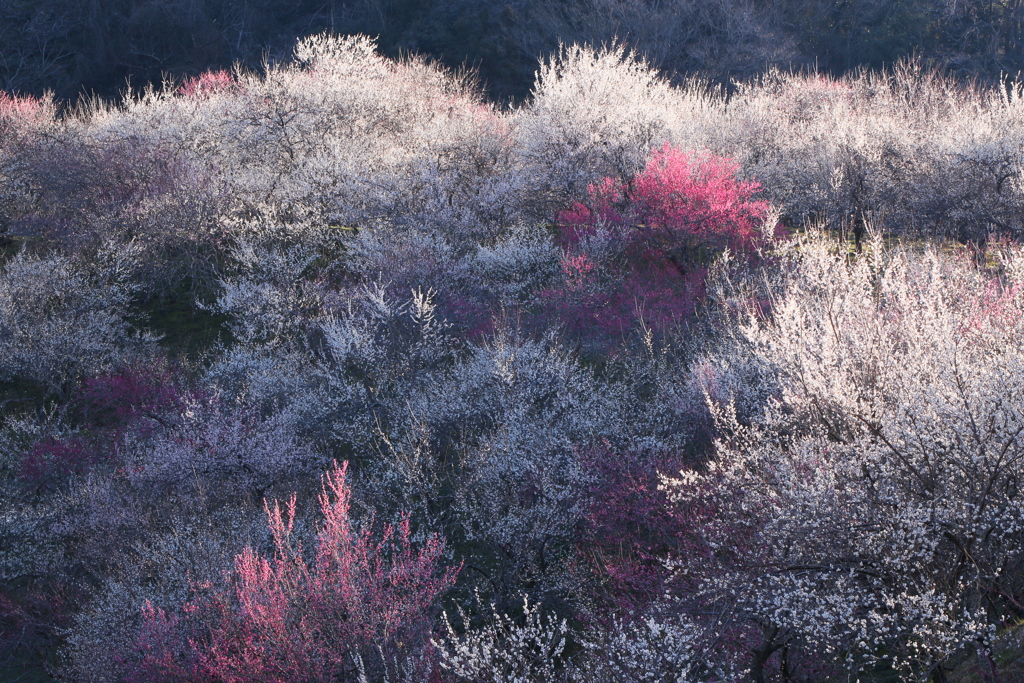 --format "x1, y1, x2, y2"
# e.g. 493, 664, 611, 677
5, 1, 1024, 105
